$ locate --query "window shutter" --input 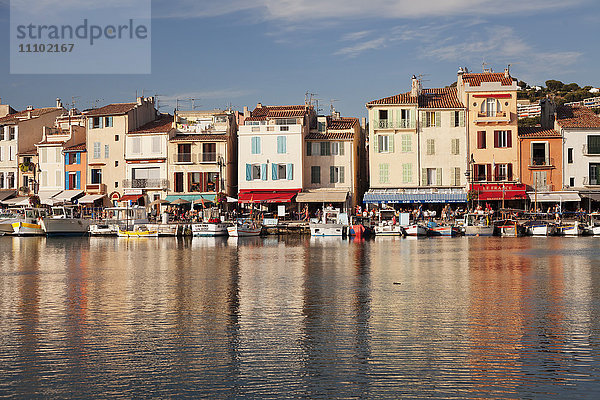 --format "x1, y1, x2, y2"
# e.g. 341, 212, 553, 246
494, 165, 499, 181
76, 152, 81, 164
494, 131, 499, 148
396, 109, 401, 126
477, 131, 483, 149
450, 112, 456, 127
286, 163, 293, 180
508, 163, 513, 181
261, 164, 267, 180
422, 168, 427, 185
455, 168, 461, 186
410, 110, 416, 128
435, 111, 441, 127
306, 141, 312, 156
99, 118, 103, 129
459, 110, 465, 127
64, 172, 68, 190
320, 142, 326, 156
420, 111, 426, 128
88, 118, 92, 129
389, 134, 394, 153
486, 164, 492, 181
64, 153, 69, 166
76, 171, 81, 190
330, 166, 335, 183
451, 139, 456, 155
272, 163, 278, 180
340, 166, 345, 183
339, 142, 344, 155
449, 168, 455, 186
245, 164, 251, 181
436, 168, 442, 186
373, 134, 379, 153
507, 131, 512, 148
326, 142, 331, 156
